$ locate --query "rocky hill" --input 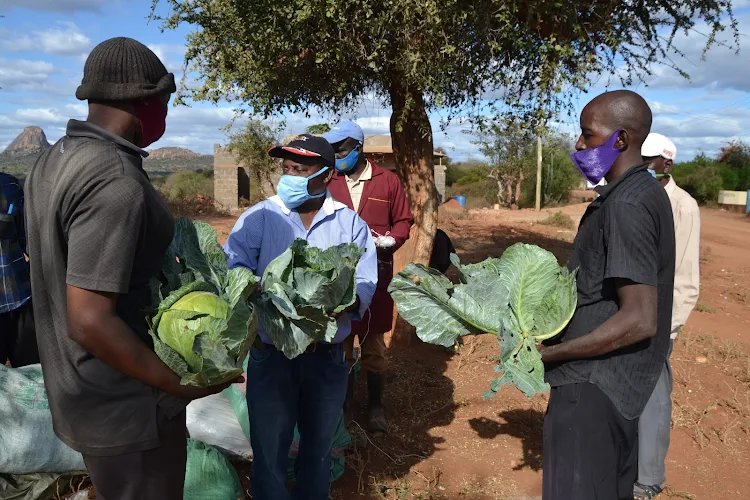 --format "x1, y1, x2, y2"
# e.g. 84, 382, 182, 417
0, 127, 213, 178
2, 126, 50, 157
147, 147, 200, 160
